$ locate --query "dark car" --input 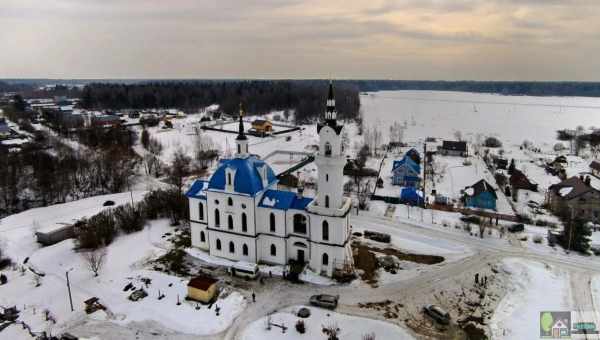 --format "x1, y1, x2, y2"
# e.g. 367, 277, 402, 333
363, 230, 391, 243
309, 294, 338, 309
508, 223, 525, 233
423, 305, 450, 325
